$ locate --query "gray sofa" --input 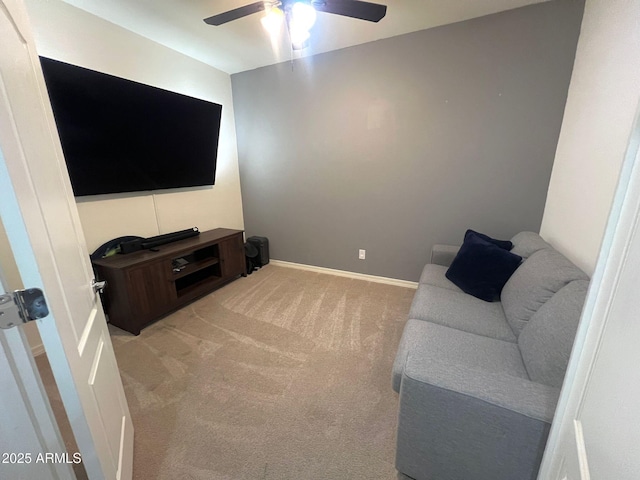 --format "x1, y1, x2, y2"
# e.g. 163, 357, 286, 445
392, 232, 589, 480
